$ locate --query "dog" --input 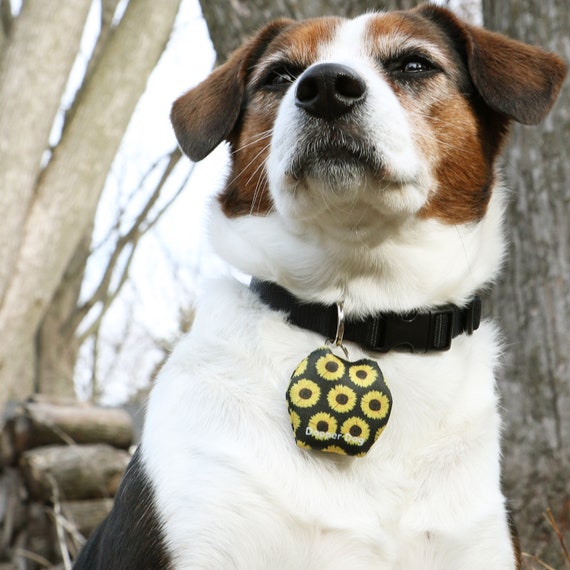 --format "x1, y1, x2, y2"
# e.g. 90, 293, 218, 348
74, 4, 566, 569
